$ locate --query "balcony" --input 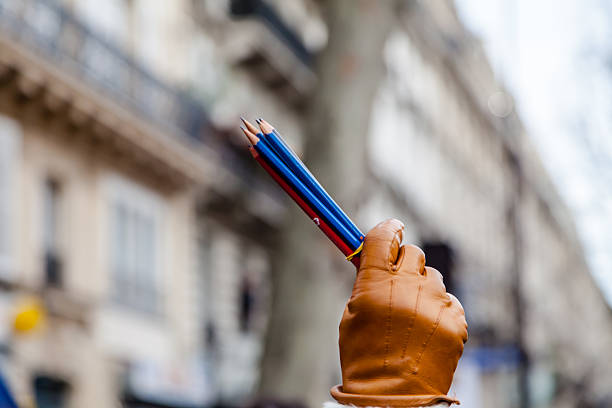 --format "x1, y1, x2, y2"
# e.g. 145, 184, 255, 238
0, 0, 209, 144
230, 0, 313, 68
0, 0, 219, 190
0, 0, 286, 228
222, 0, 317, 106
